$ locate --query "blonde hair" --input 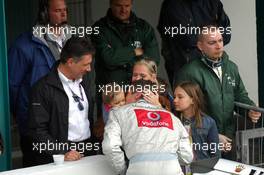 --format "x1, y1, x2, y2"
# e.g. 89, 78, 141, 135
133, 58, 158, 76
